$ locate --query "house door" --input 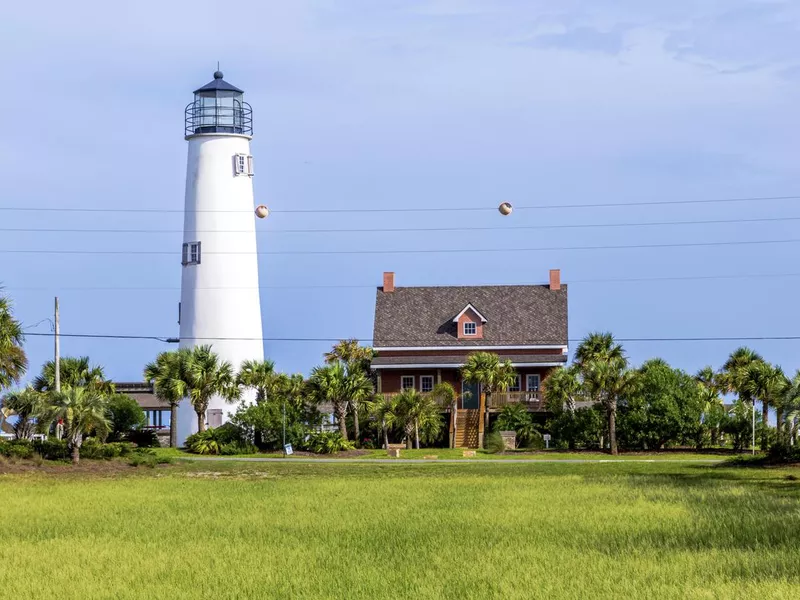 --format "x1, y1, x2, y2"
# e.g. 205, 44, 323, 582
462, 381, 480, 409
